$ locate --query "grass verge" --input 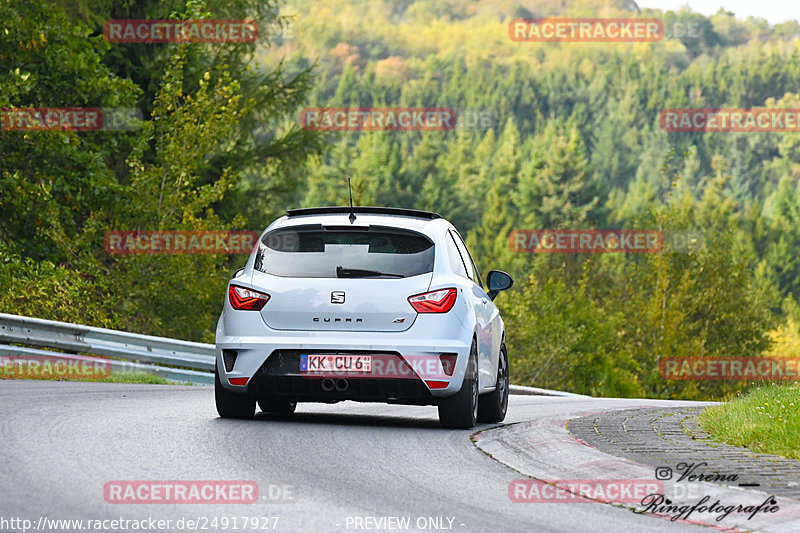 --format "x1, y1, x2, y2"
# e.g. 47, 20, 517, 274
0, 369, 173, 385
699, 383, 800, 460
